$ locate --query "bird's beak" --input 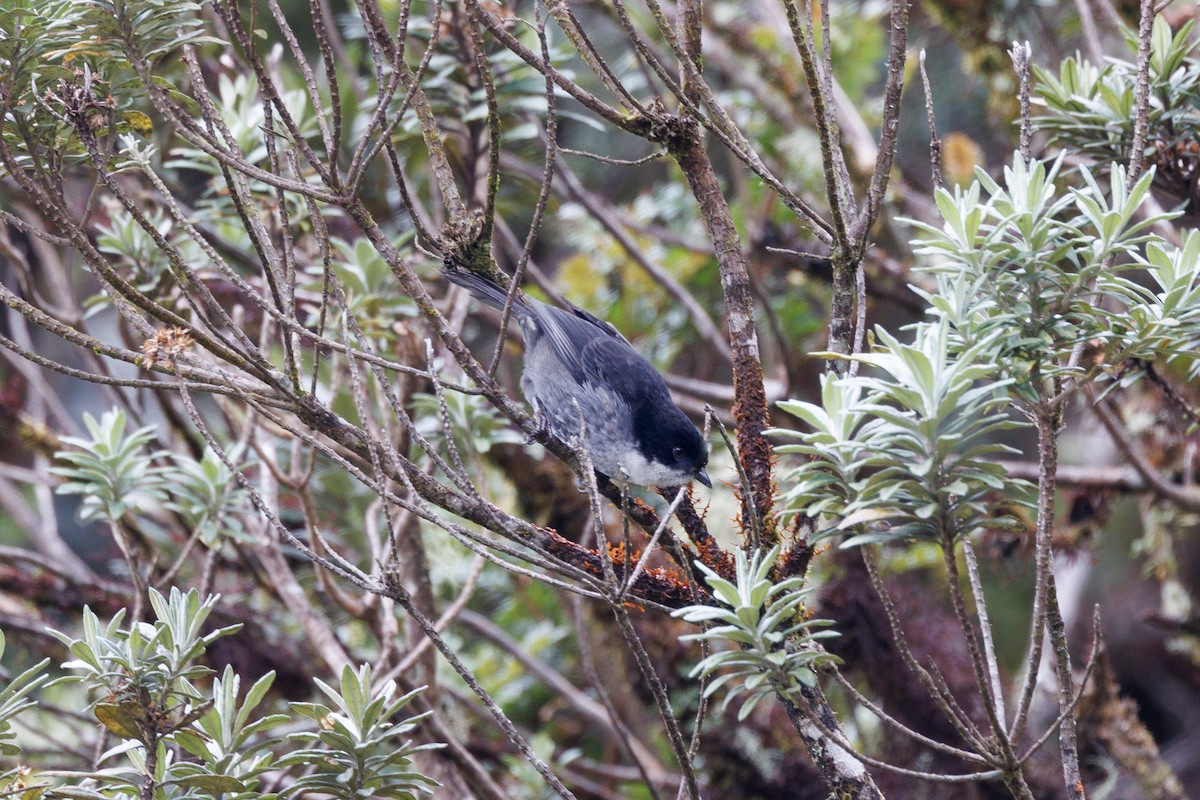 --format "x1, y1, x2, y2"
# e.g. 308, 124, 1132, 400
695, 468, 712, 488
